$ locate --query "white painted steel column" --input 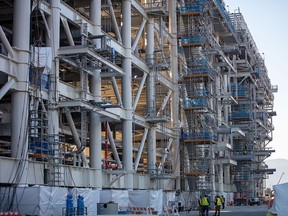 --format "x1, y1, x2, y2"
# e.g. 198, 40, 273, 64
210, 149, 216, 196
90, 0, 103, 189
146, 18, 157, 175
224, 165, 230, 188
122, 0, 133, 189
47, 0, 60, 179
169, 0, 181, 189
219, 164, 224, 193
11, 0, 31, 184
